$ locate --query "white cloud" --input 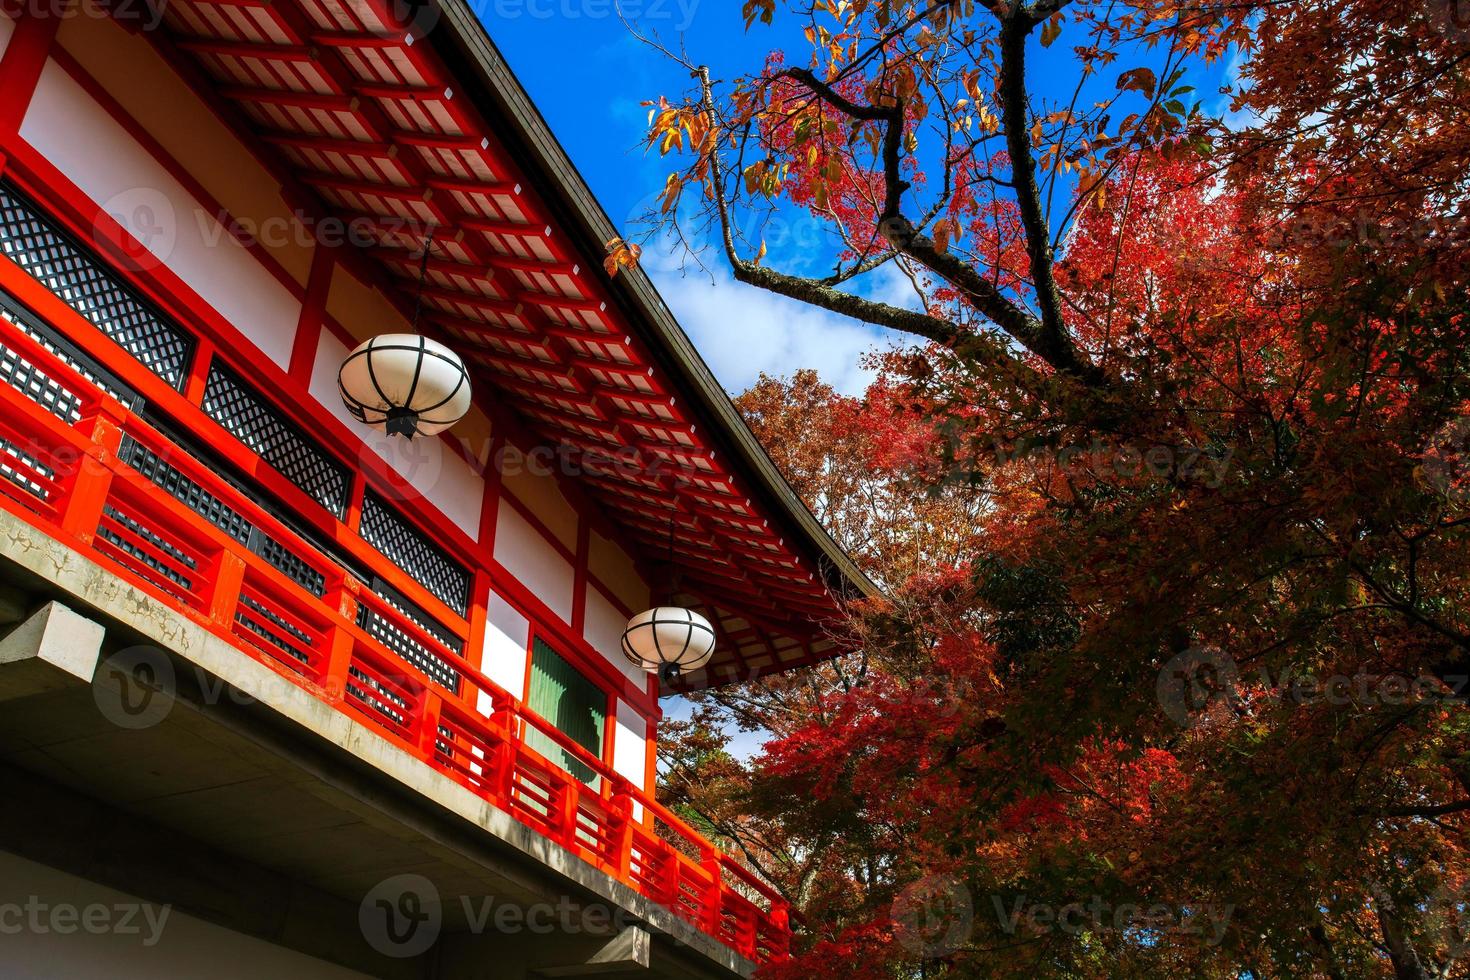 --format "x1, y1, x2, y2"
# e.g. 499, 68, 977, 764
649, 255, 920, 397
